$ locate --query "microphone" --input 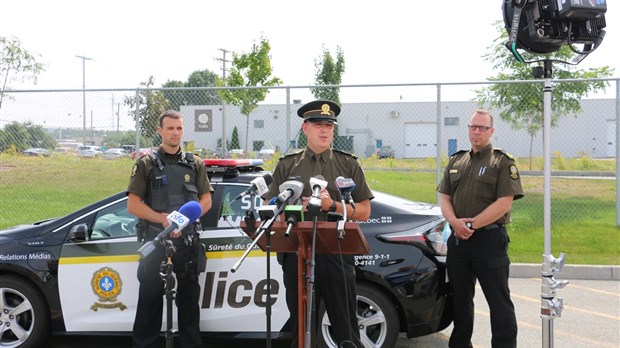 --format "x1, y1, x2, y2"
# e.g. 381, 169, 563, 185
308, 175, 327, 215
137, 201, 203, 259
284, 205, 304, 237
277, 180, 304, 205
233, 173, 273, 201
258, 198, 278, 221
335, 176, 356, 209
